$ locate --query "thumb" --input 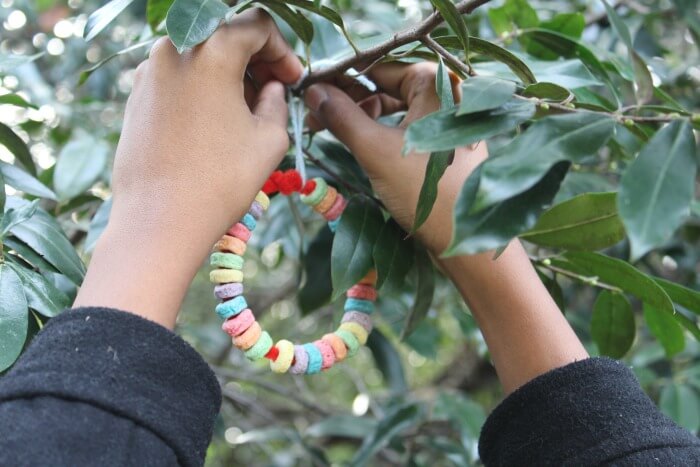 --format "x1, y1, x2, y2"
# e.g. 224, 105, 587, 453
304, 83, 403, 171
252, 80, 288, 129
